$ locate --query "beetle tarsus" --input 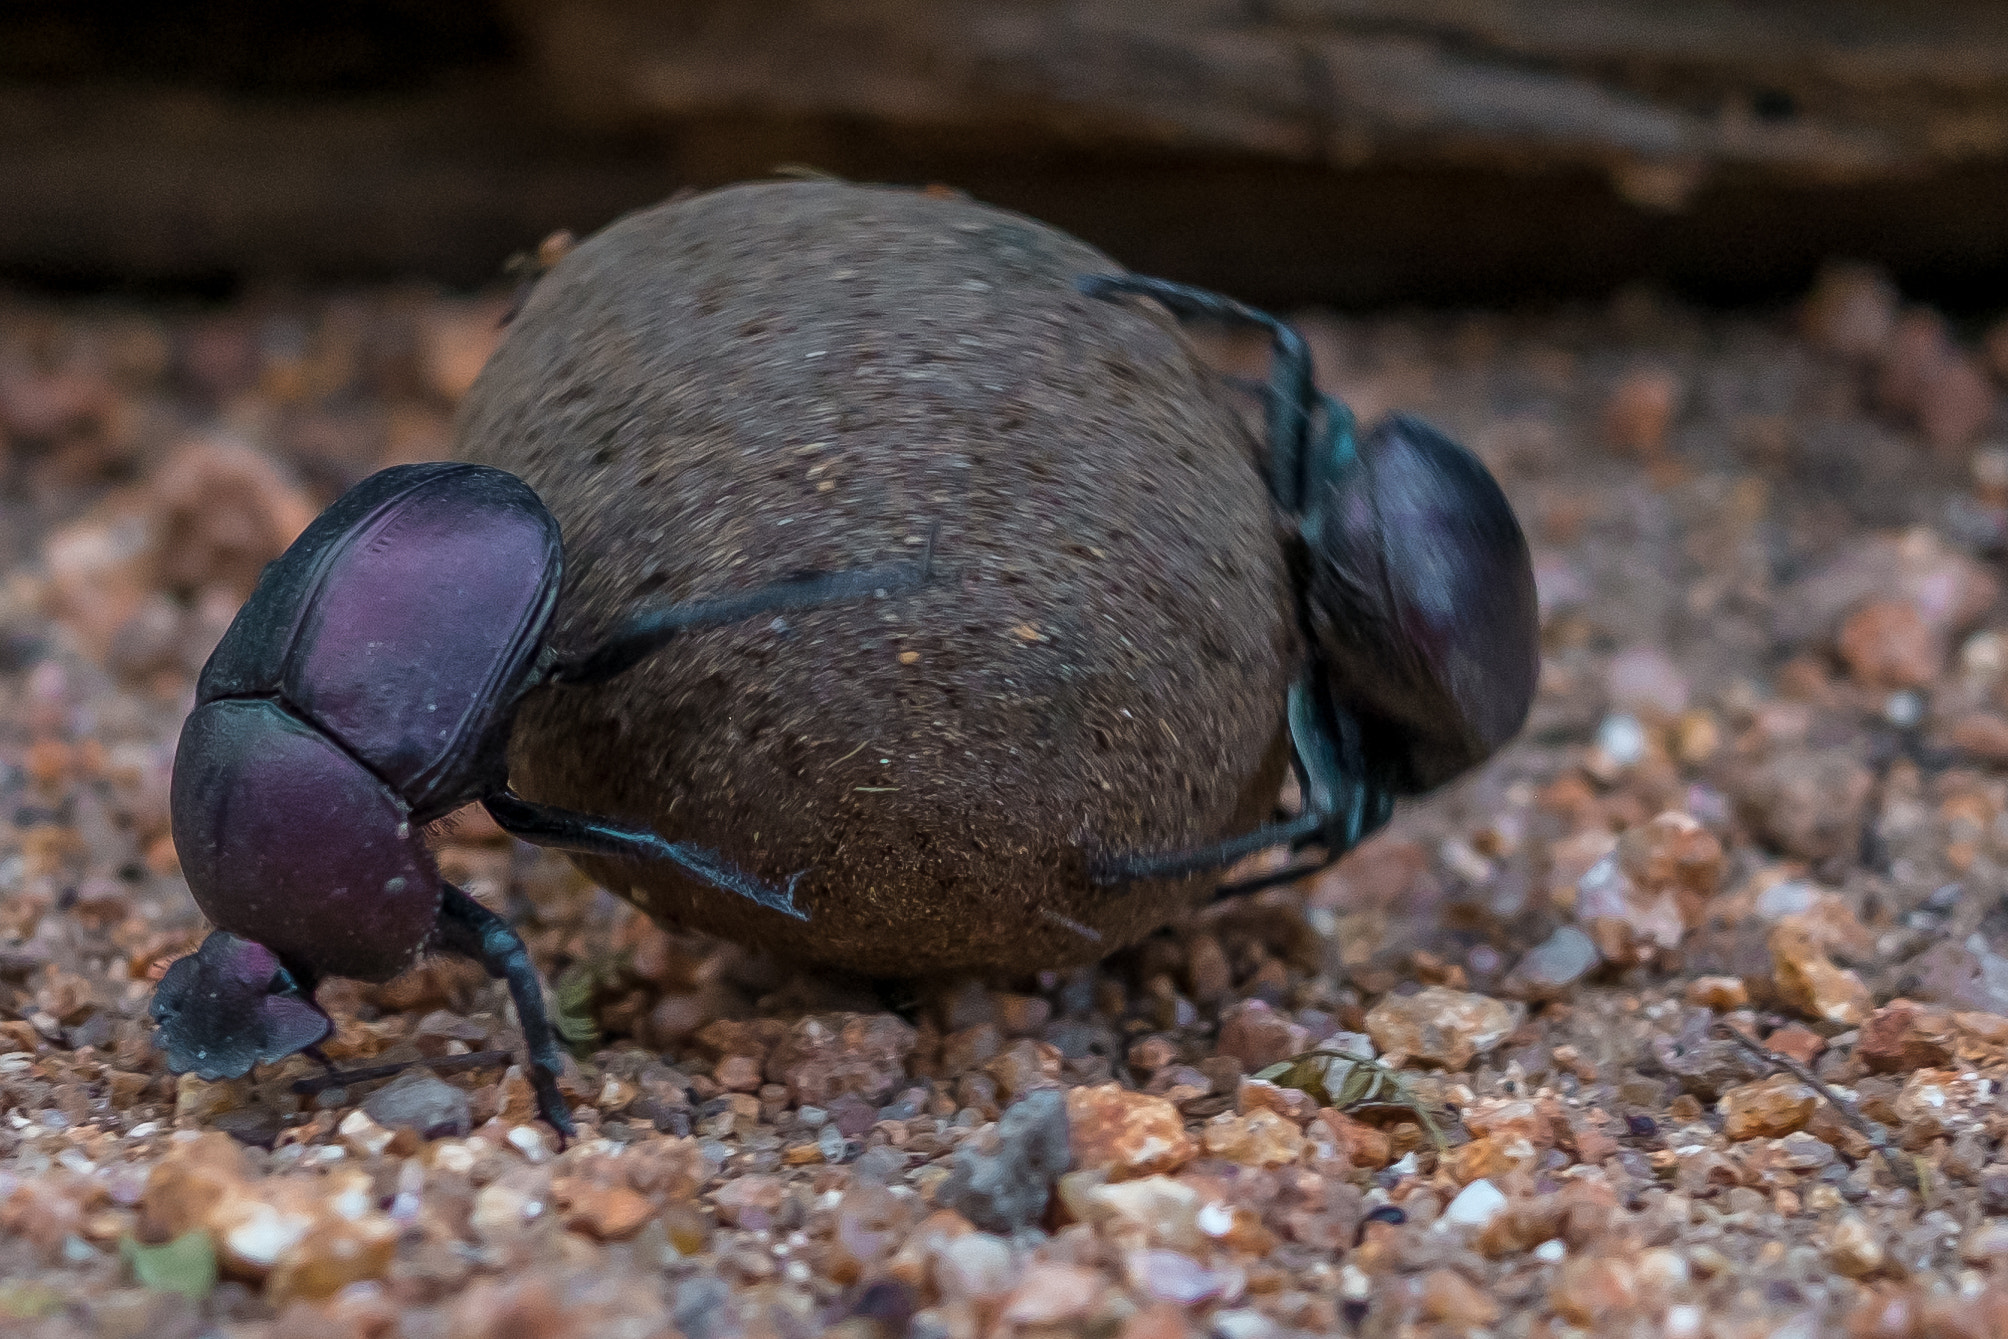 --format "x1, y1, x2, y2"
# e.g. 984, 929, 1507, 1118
436, 884, 575, 1143
483, 791, 810, 920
